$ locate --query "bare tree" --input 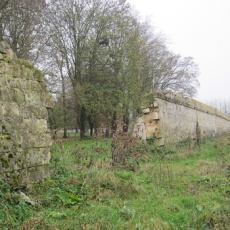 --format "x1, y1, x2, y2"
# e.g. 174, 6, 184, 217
139, 21, 200, 97
0, 0, 9, 40
152, 53, 200, 97
206, 99, 230, 115
0, 0, 47, 61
